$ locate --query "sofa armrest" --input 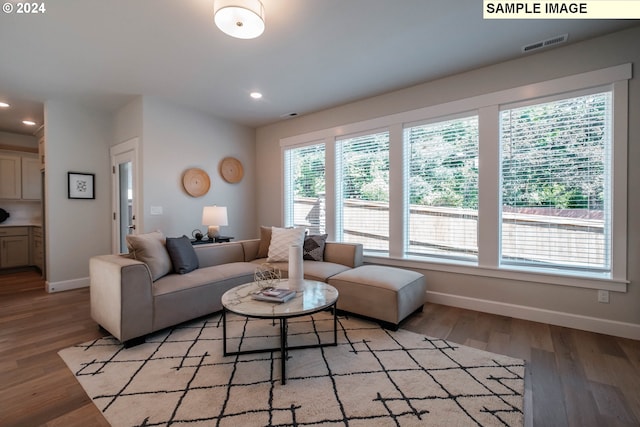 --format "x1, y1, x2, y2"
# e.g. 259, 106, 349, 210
90, 255, 154, 343
324, 242, 363, 268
